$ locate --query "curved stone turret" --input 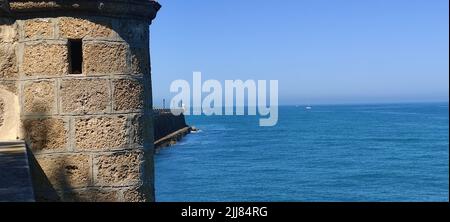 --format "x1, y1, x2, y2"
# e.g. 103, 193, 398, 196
0, 0, 160, 202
